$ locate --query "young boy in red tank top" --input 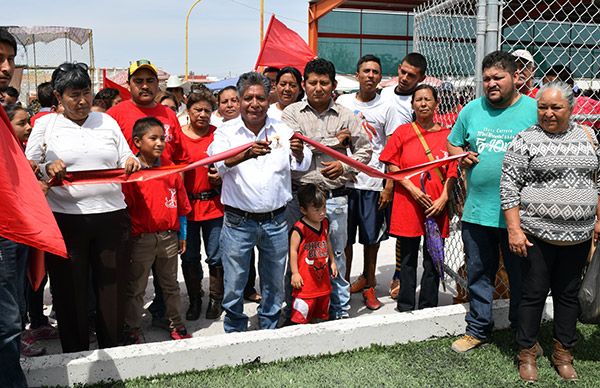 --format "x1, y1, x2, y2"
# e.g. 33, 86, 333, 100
290, 184, 339, 324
